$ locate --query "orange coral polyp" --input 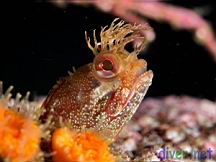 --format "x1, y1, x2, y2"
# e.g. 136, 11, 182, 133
0, 102, 41, 162
52, 128, 115, 162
